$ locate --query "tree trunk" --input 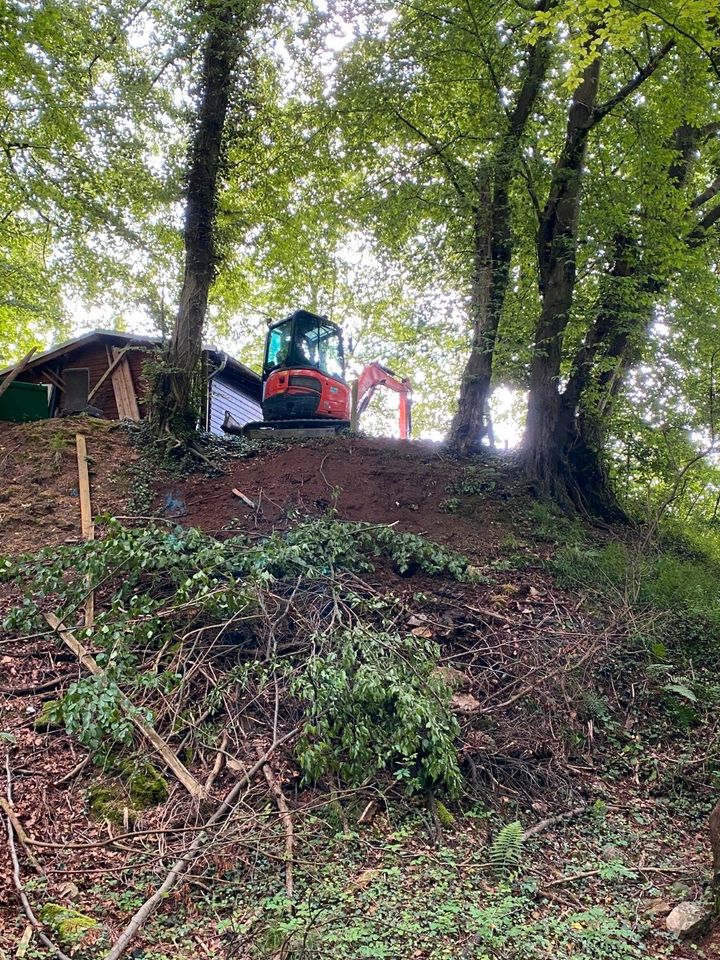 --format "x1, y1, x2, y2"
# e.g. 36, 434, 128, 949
447, 179, 494, 453
523, 35, 675, 507
150, 4, 239, 438
524, 56, 601, 499
447, 22, 551, 455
